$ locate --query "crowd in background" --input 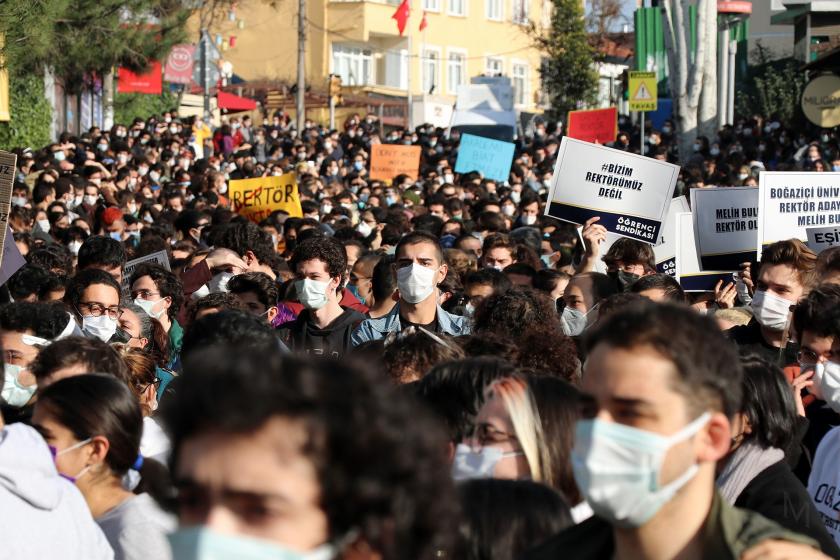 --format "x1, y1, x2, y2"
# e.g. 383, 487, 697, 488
1, 108, 840, 559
